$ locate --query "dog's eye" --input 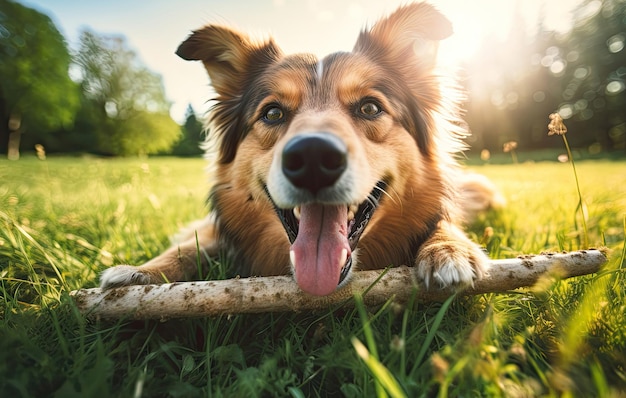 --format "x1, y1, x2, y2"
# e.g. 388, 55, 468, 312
357, 100, 383, 119
262, 106, 285, 124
